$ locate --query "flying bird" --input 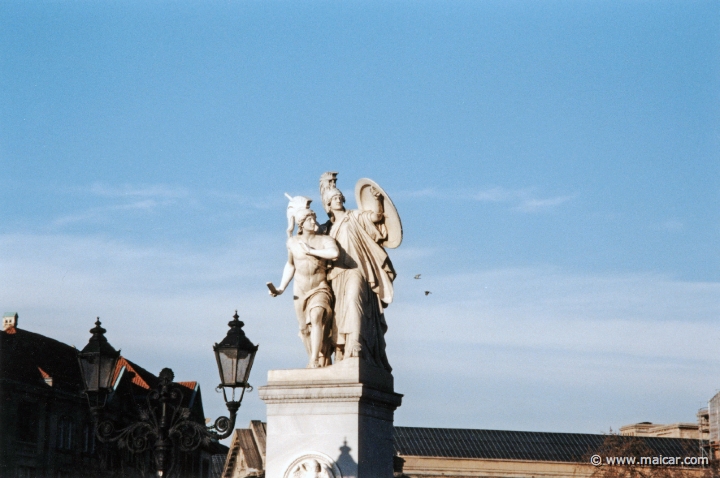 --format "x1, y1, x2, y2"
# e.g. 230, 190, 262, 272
424, 291, 431, 296
414, 274, 421, 279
